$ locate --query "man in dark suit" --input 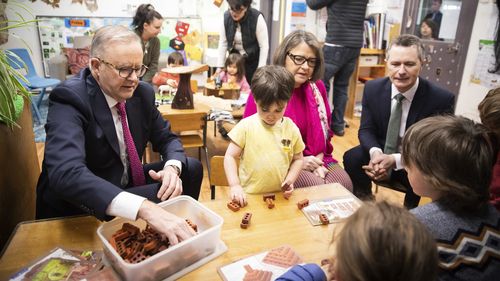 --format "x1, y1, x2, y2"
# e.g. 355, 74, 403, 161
36, 25, 202, 244
343, 34, 455, 208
